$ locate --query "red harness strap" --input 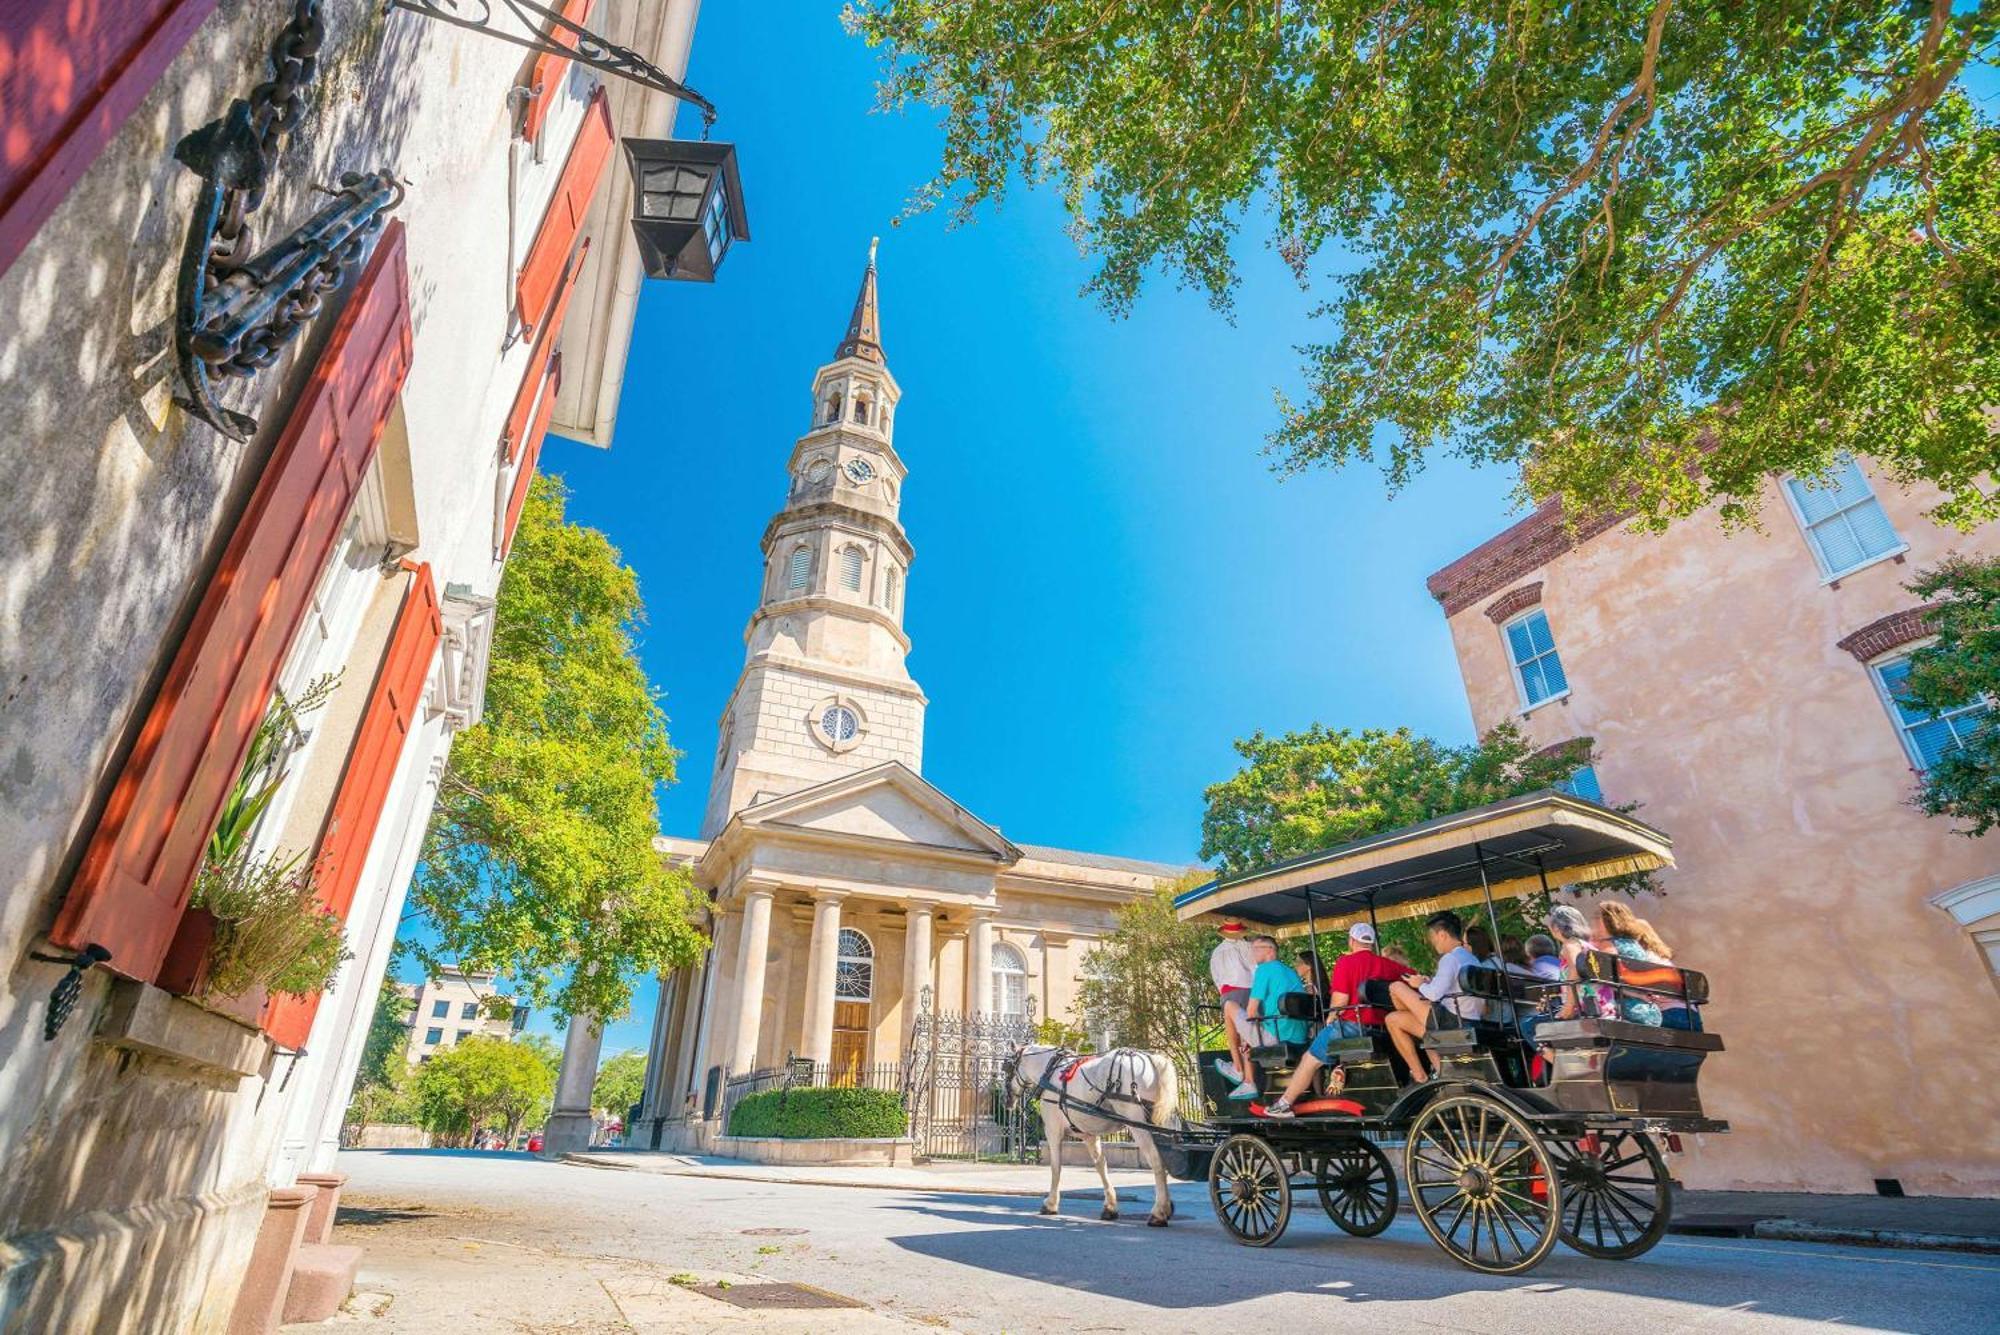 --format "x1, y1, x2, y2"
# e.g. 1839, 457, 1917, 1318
1058, 1057, 1087, 1085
